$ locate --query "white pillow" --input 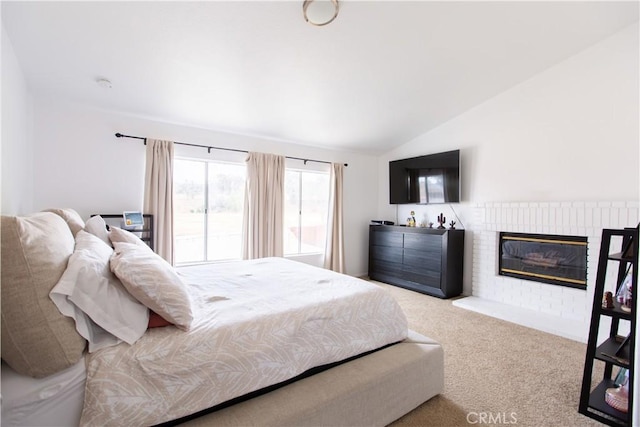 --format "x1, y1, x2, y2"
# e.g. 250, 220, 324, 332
109, 226, 150, 249
50, 231, 149, 351
84, 215, 111, 246
110, 242, 193, 330
42, 208, 85, 237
